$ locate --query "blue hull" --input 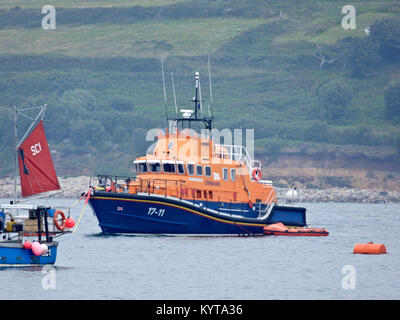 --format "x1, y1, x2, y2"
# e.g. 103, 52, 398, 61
89, 192, 306, 235
0, 242, 58, 267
